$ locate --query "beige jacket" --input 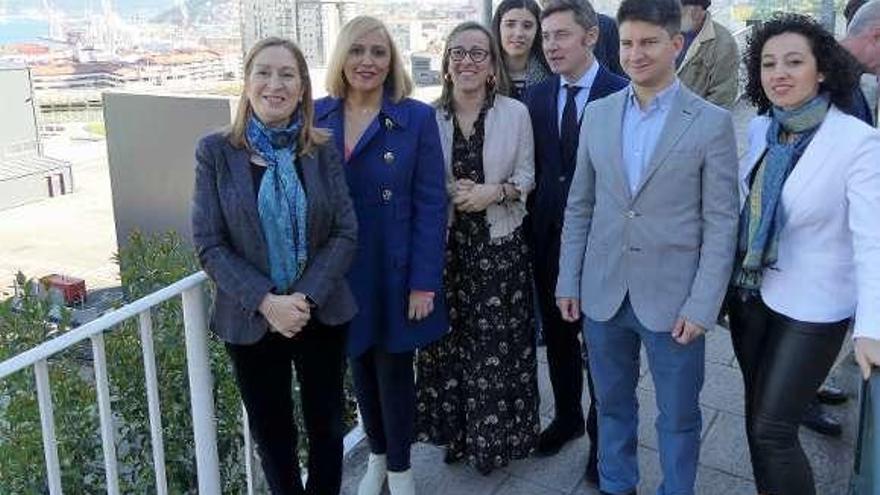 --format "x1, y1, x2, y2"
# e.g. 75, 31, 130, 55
435, 94, 535, 239
677, 12, 739, 109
